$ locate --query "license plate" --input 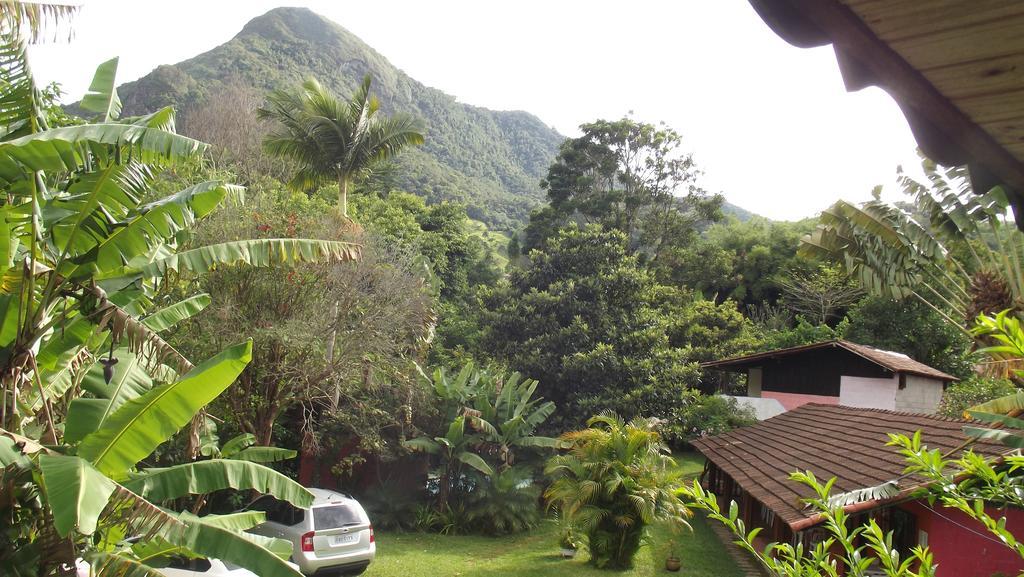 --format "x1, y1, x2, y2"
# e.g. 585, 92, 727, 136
332, 534, 358, 546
